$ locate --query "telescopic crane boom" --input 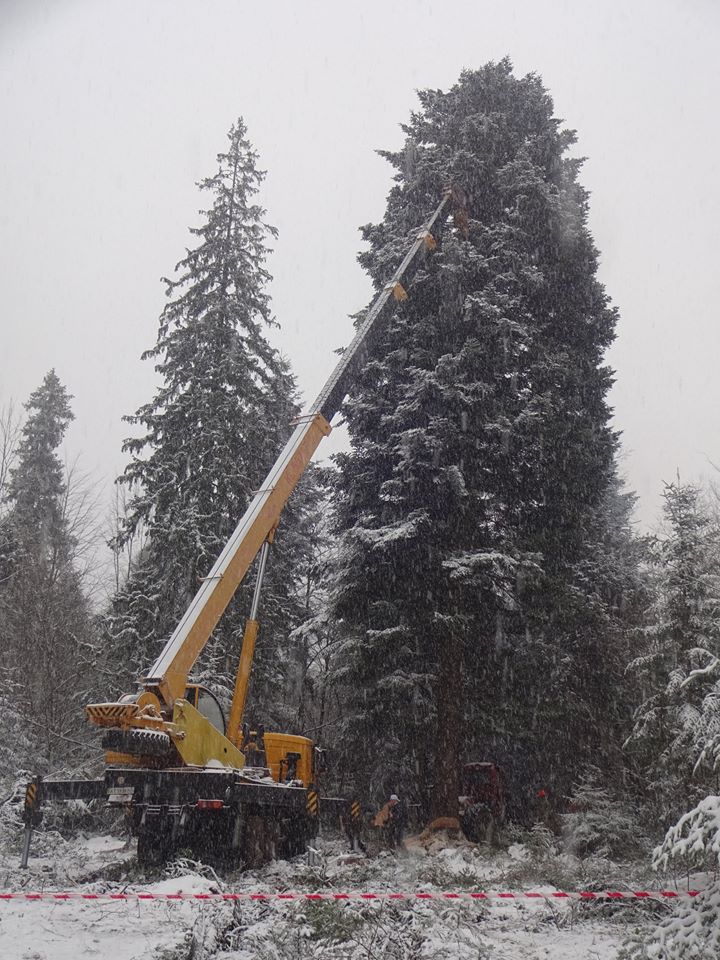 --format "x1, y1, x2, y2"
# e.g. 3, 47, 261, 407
86, 190, 452, 752
144, 192, 450, 712
22, 188, 459, 869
